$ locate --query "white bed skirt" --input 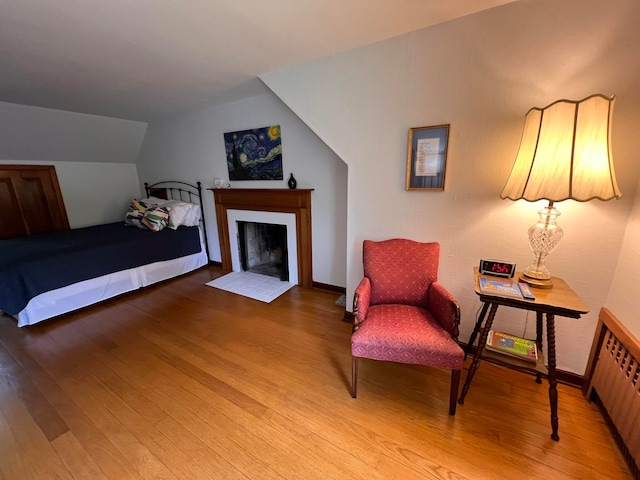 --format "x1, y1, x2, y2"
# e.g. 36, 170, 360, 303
12, 247, 208, 327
